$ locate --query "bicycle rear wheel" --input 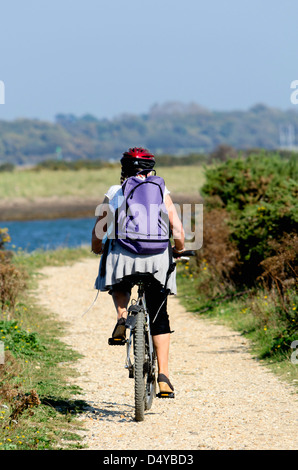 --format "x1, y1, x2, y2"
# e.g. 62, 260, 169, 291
133, 310, 146, 421
144, 347, 156, 411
